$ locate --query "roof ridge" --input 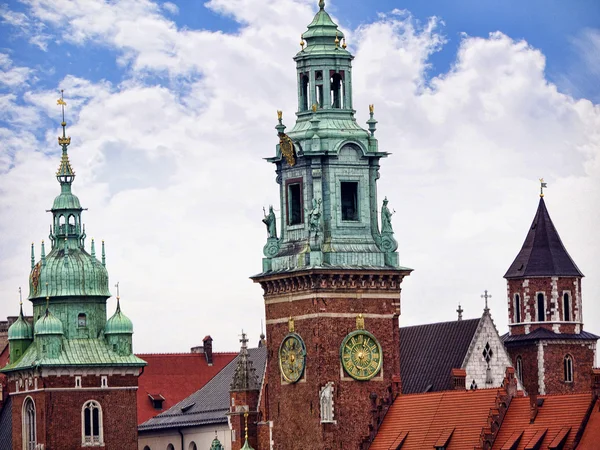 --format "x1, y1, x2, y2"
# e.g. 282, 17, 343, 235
400, 317, 480, 329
